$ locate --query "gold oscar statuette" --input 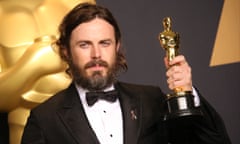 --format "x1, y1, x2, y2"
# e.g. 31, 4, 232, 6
159, 17, 202, 120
